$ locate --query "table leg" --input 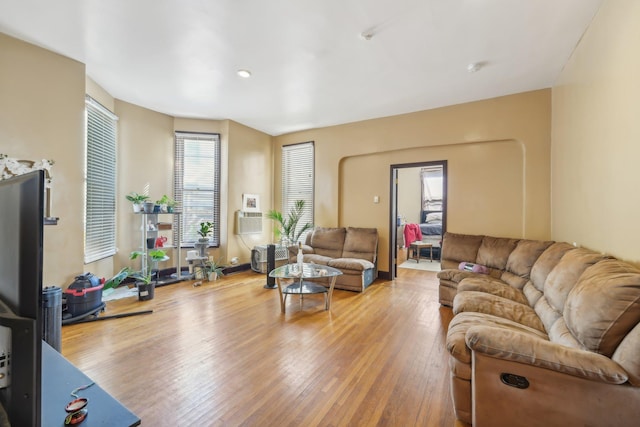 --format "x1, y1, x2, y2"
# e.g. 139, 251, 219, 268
276, 278, 286, 313
326, 276, 337, 310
